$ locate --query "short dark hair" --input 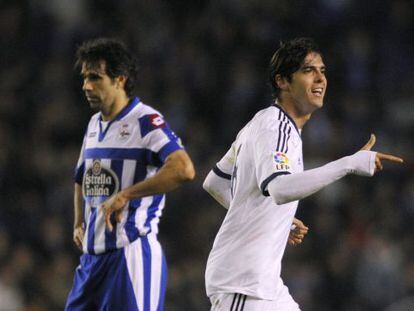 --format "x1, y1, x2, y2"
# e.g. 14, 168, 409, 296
269, 38, 322, 100
75, 38, 138, 97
